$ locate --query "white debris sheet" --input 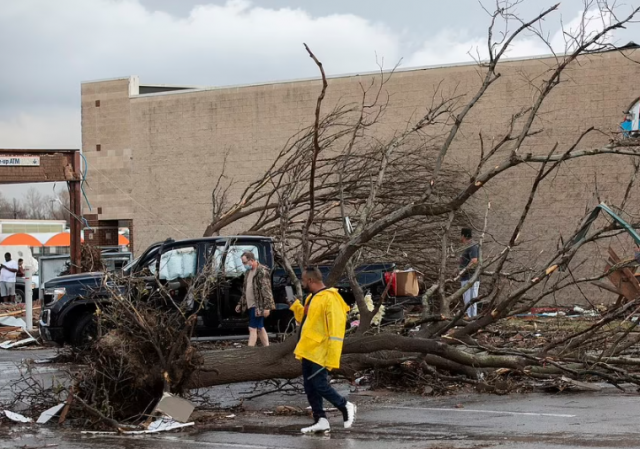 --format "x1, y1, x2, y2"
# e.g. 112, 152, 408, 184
81, 417, 194, 435
3, 410, 33, 423
36, 403, 66, 424
0, 316, 26, 329
0, 336, 37, 349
